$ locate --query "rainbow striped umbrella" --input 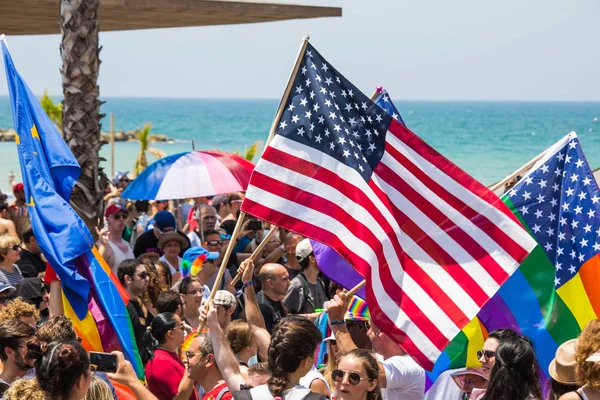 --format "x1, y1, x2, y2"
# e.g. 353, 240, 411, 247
122, 150, 255, 200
